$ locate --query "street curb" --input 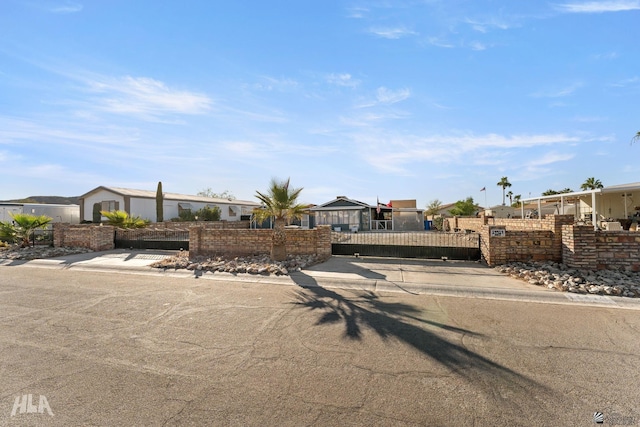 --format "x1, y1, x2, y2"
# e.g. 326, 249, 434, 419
3, 257, 640, 310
